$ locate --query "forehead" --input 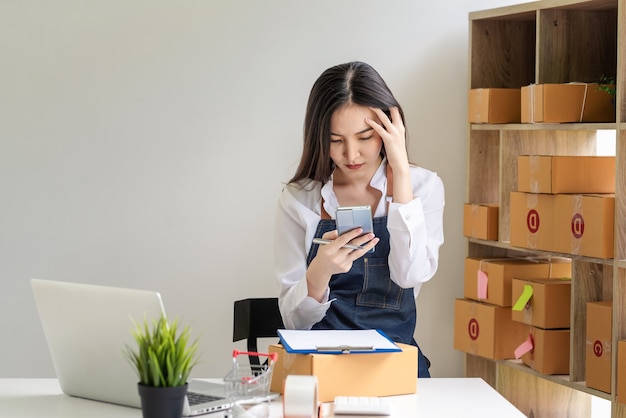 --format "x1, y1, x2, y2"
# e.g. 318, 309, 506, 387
330, 104, 378, 135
